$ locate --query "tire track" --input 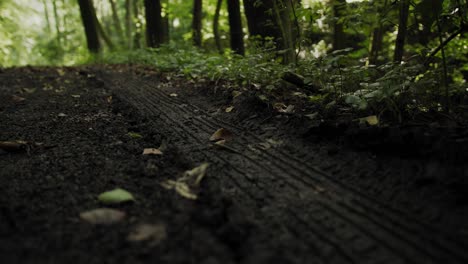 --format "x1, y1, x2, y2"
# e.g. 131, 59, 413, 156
100, 71, 468, 264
